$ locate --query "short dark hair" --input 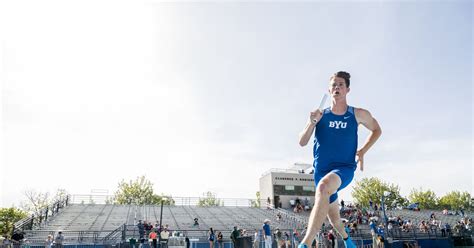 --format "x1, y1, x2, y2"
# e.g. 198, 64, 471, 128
331, 71, 351, 87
